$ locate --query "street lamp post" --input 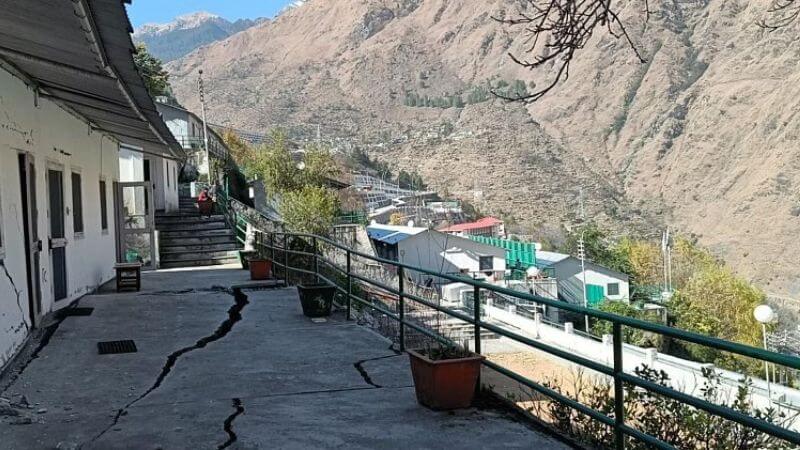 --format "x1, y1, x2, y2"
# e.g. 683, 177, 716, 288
754, 304, 777, 405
